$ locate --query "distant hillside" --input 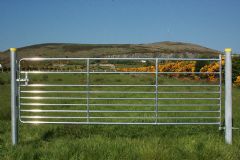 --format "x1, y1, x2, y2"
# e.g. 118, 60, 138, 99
142, 41, 218, 53
0, 41, 220, 68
